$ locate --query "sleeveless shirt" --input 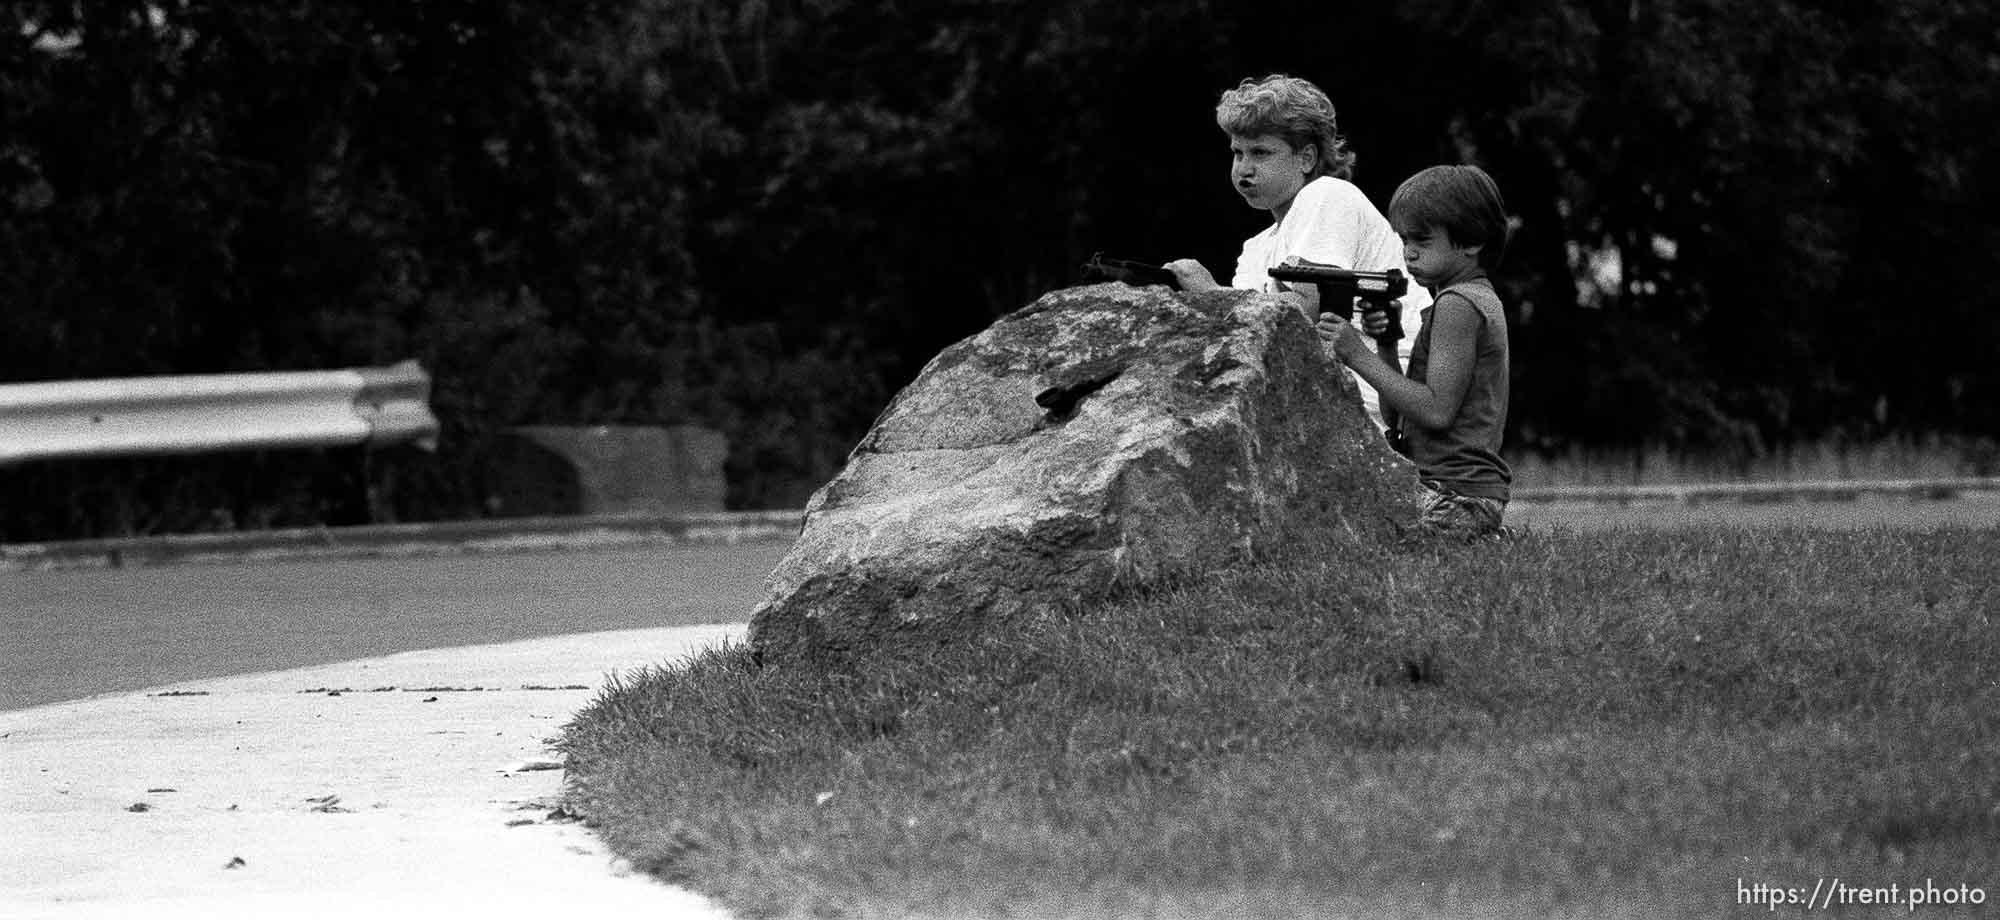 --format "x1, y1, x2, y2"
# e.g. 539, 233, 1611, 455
1402, 276, 1511, 501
